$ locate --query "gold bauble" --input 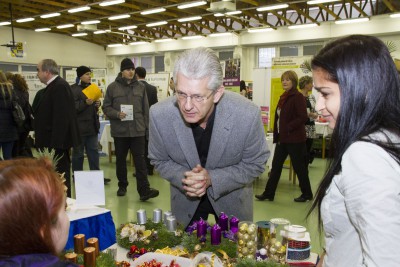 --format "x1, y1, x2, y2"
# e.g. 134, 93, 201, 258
194, 244, 202, 251
241, 247, 248, 256
243, 234, 250, 242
